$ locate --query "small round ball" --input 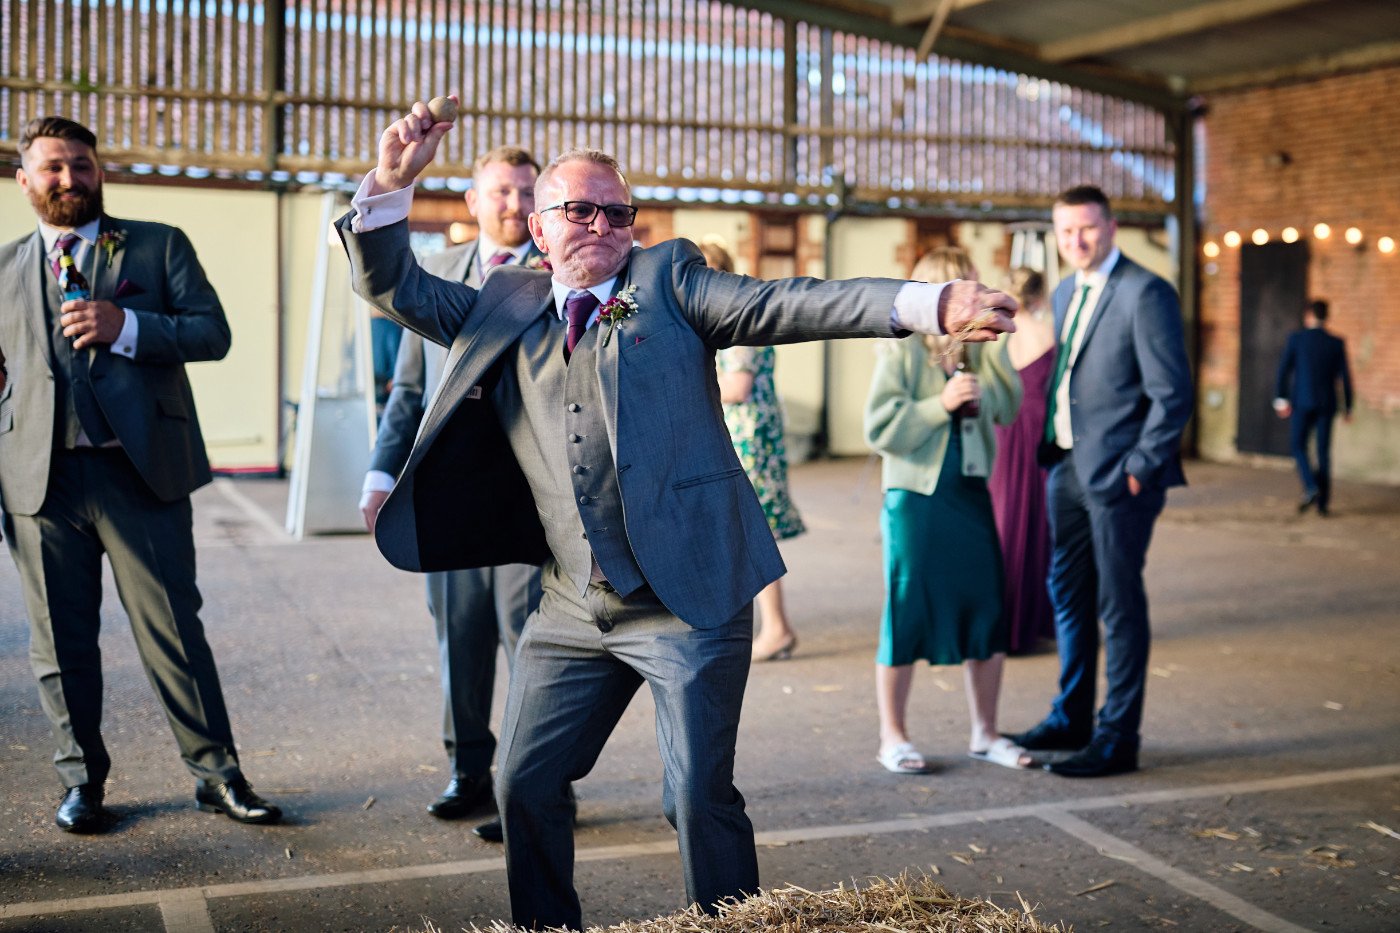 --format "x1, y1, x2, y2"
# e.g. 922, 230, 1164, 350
426, 96, 458, 124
